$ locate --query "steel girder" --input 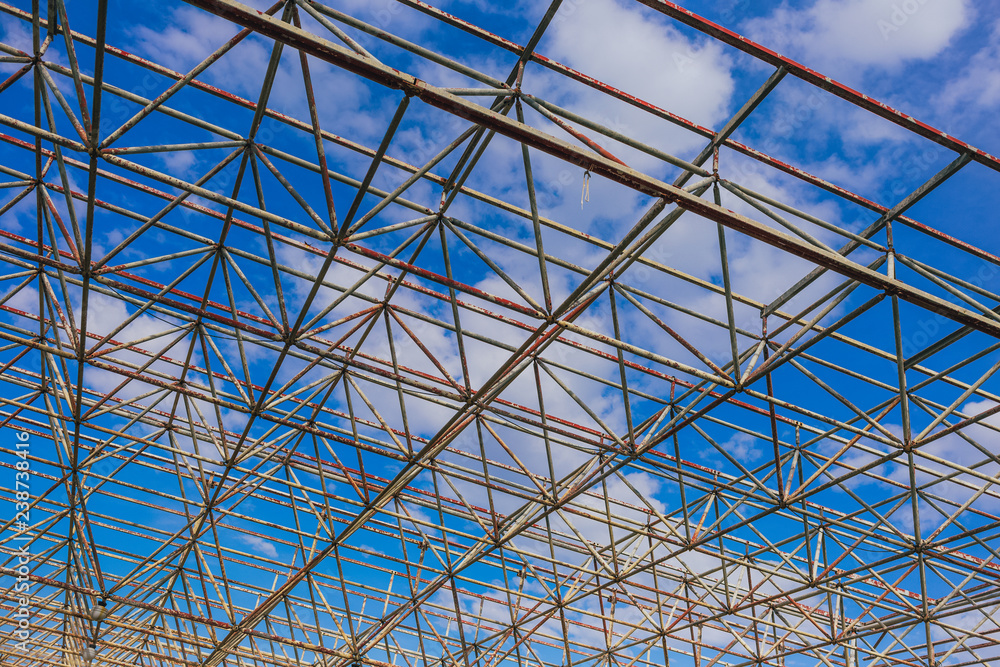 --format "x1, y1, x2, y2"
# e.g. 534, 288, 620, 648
1, 2, 999, 667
